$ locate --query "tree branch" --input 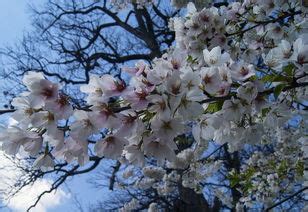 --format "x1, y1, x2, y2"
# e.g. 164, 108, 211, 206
265, 187, 308, 211
109, 160, 121, 190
